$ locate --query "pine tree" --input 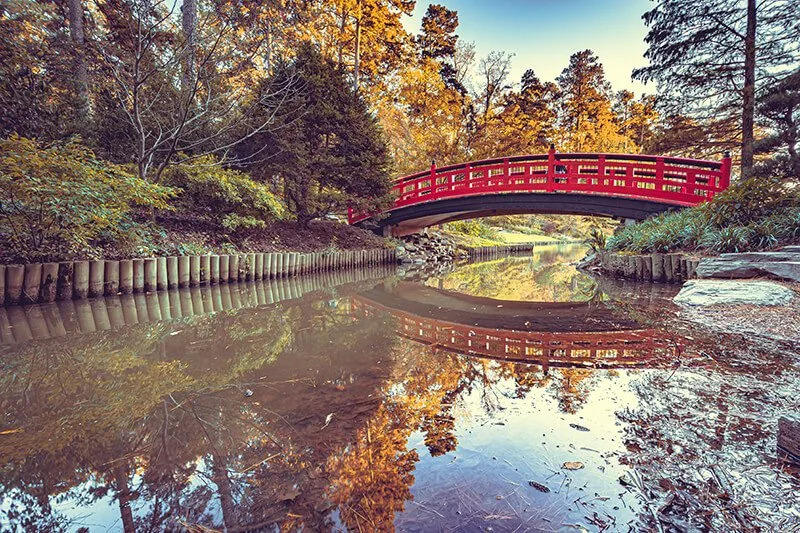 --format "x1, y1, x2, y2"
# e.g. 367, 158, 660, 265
755, 70, 800, 179
249, 44, 392, 224
633, 0, 799, 176
556, 50, 624, 152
